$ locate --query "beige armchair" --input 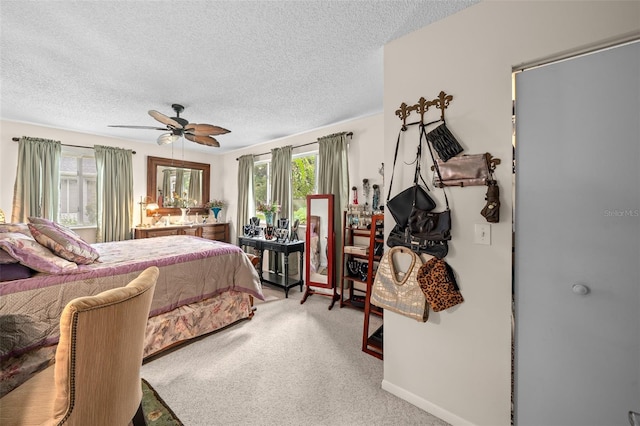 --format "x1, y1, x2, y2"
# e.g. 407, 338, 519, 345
0, 266, 159, 426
